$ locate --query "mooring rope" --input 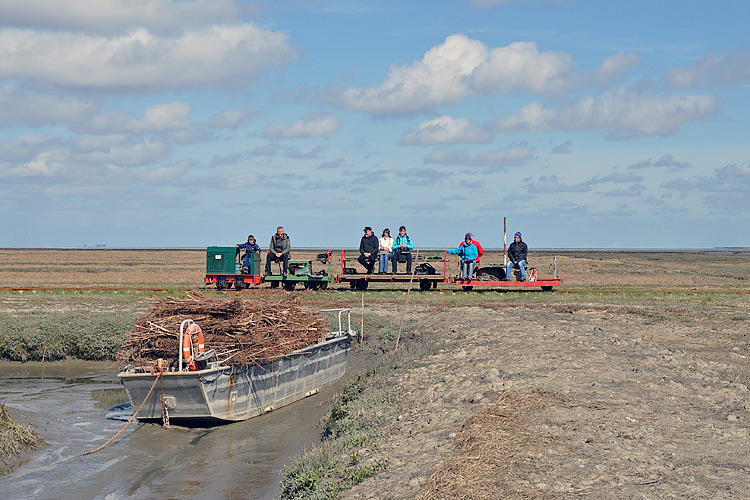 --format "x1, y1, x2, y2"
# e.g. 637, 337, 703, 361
82, 373, 162, 456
